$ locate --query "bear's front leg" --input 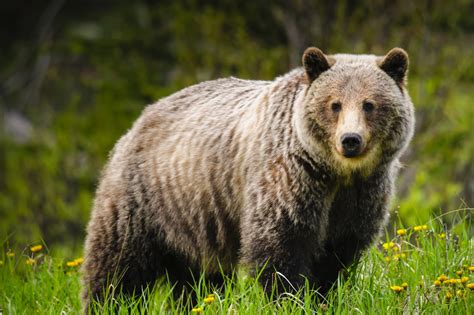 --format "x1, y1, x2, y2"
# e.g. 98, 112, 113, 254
240, 211, 317, 295
313, 168, 393, 293
239, 156, 333, 295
